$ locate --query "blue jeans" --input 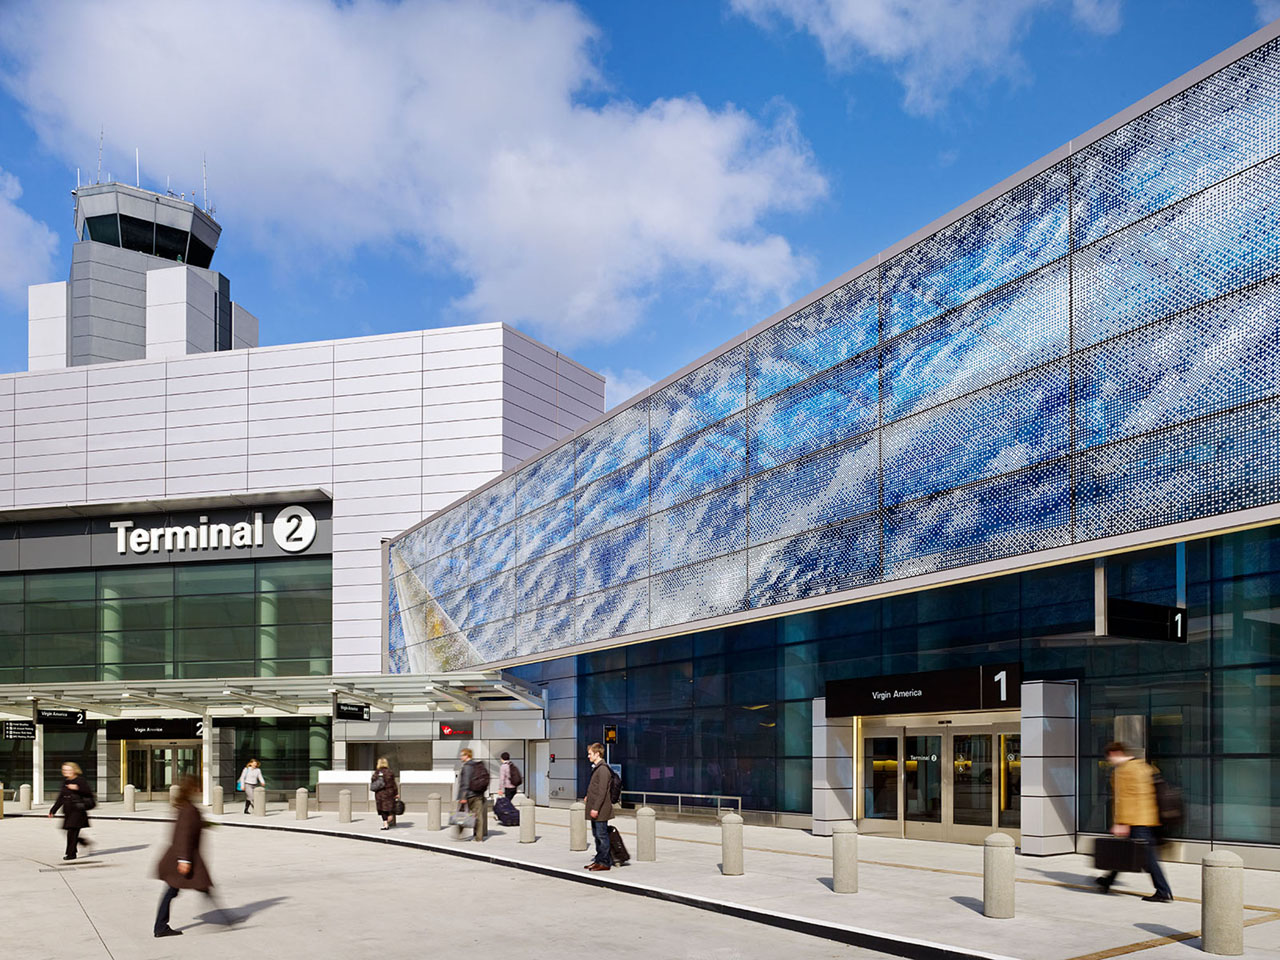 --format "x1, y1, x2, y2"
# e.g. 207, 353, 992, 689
1104, 825, 1172, 898
591, 818, 612, 866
